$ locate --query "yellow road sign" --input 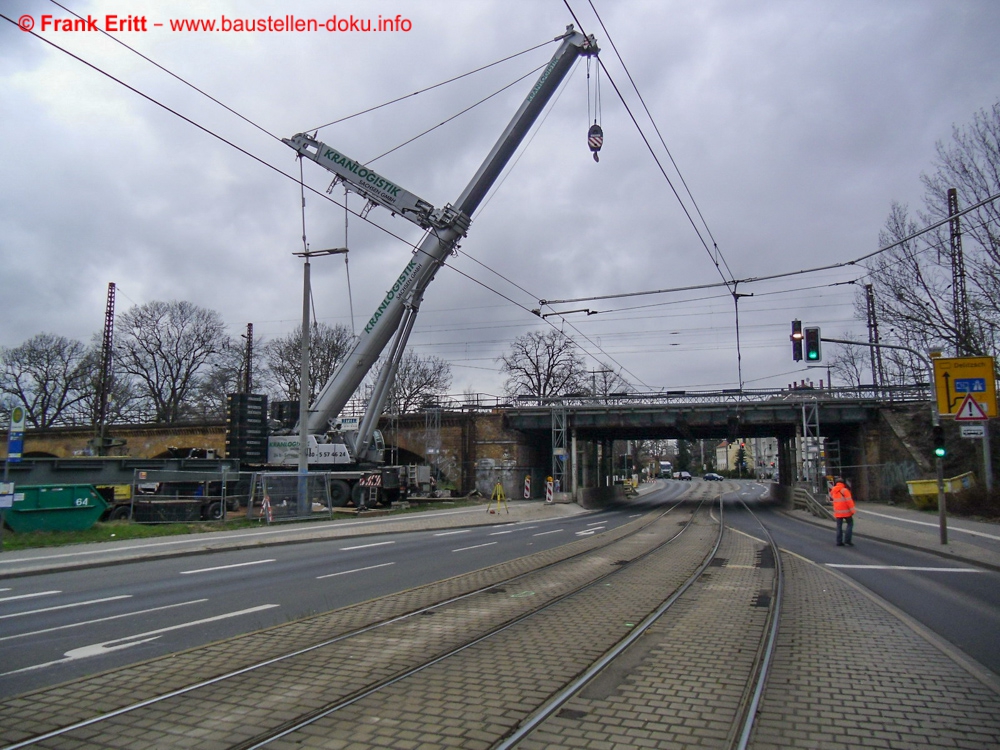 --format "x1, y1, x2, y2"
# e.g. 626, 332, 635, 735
932, 356, 996, 417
